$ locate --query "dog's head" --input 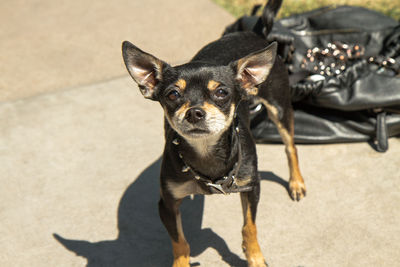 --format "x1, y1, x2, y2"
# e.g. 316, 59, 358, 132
122, 41, 276, 140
